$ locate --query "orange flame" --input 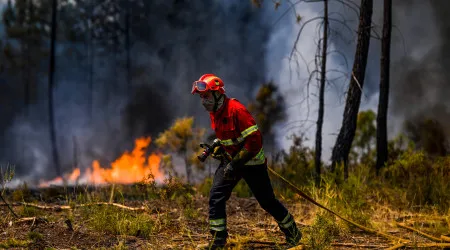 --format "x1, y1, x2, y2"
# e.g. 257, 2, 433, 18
38, 137, 164, 187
